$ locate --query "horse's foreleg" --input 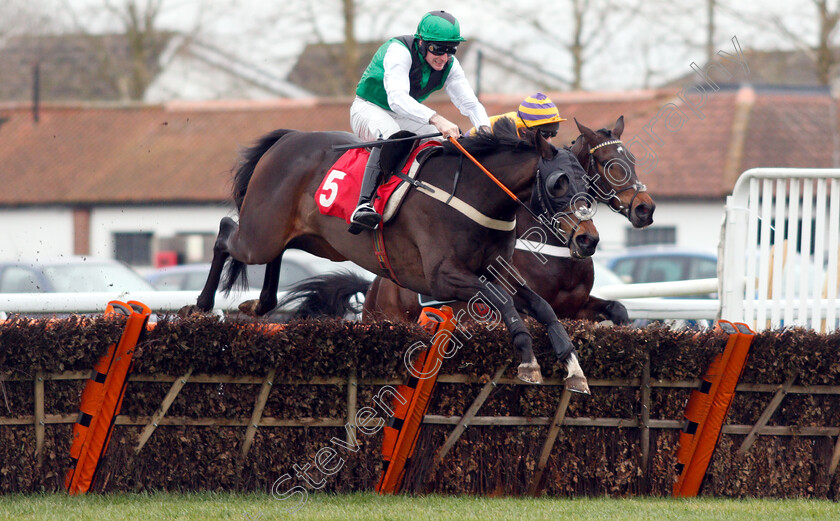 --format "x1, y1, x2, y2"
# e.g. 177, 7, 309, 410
430, 263, 541, 384
510, 283, 590, 395
361, 277, 382, 322
238, 255, 282, 317
191, 217, 236, 313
